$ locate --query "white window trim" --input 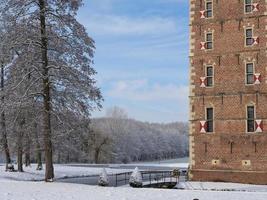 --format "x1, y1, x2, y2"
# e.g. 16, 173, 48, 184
244, 27, 254, 47
205, 31, 214, 50
244, 0, 253, 14
205, 65, 214, 88
205, 0, 214, 19
245, 61, 255, 86
205, 106, 214, 134
246, 103, 256, 134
